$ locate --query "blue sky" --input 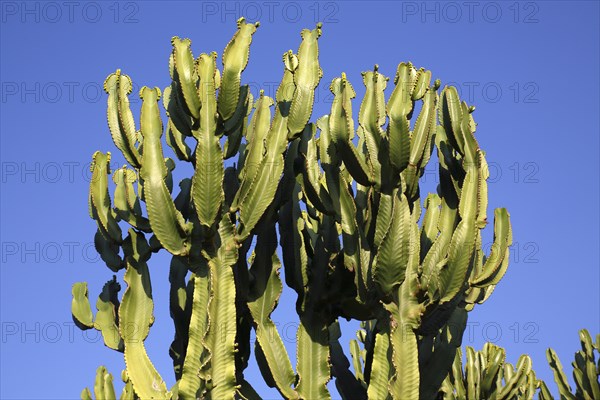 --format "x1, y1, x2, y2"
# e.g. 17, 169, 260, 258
1, 1, 598, 399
